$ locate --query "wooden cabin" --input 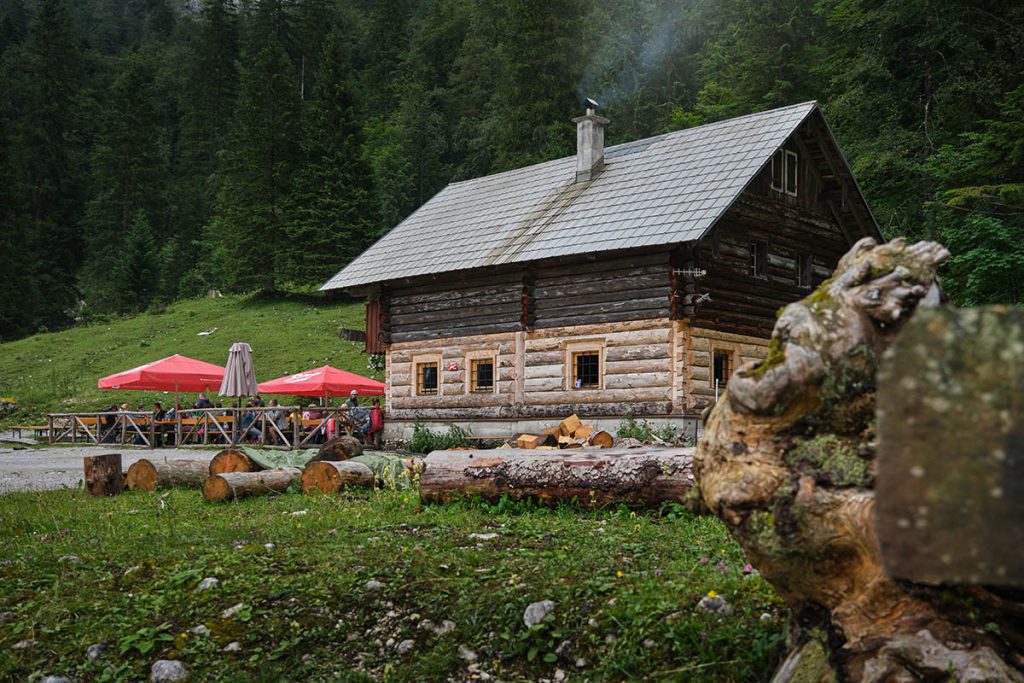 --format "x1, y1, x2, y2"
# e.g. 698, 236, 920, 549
321, 101, 881, 438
